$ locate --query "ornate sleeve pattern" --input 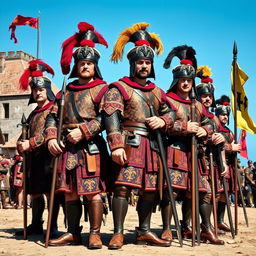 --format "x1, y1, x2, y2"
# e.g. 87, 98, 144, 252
44, 102, 58, 143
